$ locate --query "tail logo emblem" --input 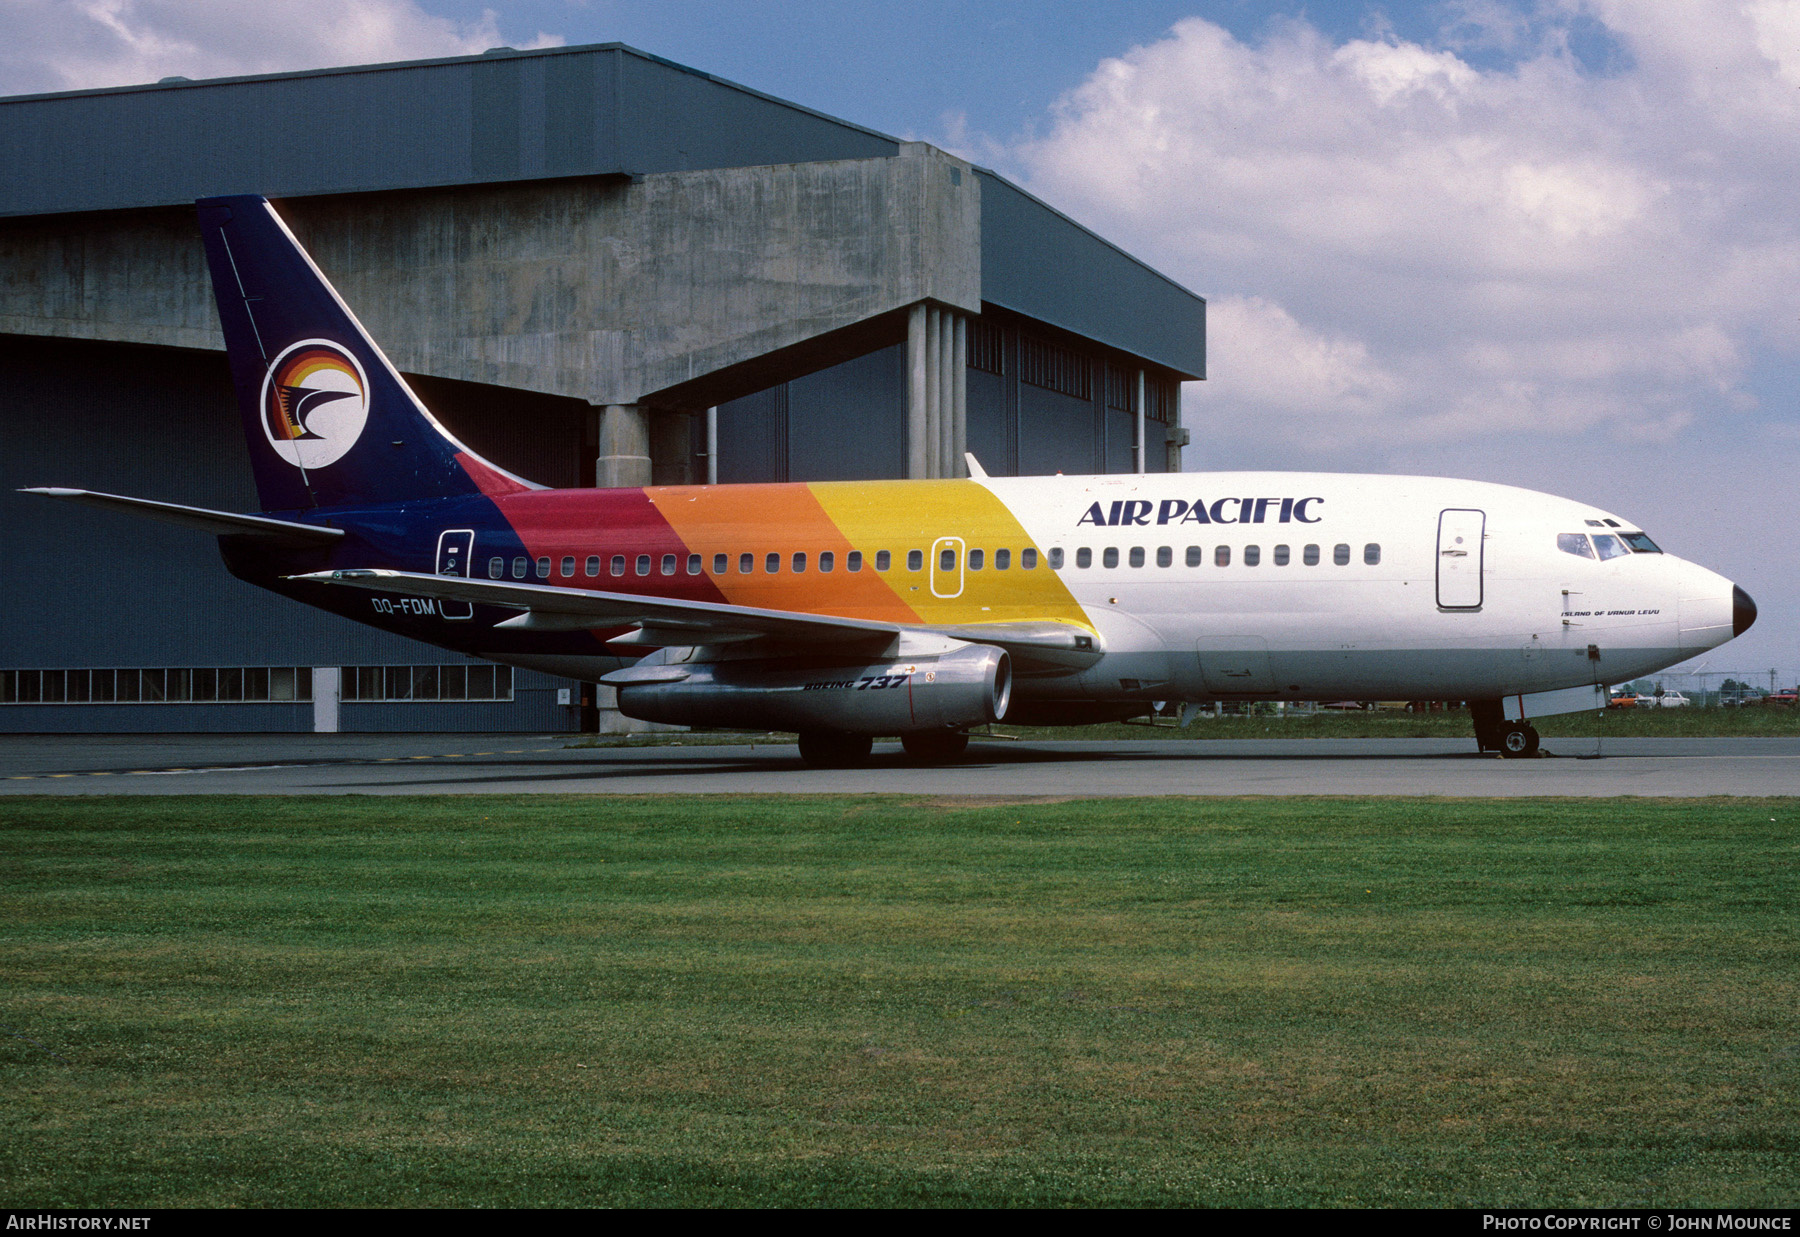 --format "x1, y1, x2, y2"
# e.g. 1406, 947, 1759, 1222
258, 340, 370, 469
